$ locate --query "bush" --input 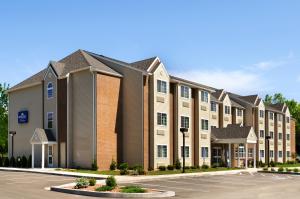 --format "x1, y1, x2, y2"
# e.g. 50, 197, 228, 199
119, 163, 128, 170
9, 156, 16, 167
211, 163, 218, 168
74, 177, 89, 189
106, 176, 117, 188
270, 160, 275, 167
110, 159, 117, 171
158, 166, 166, 171
184, 166, 190, 170
258, 160, 265, 168
134, 166, 146, 175
285, 168, 292, 172
278, 167, 284, 172
293, 168, 299, 173
21, 155, 27, 168
27, 155, 32, 168
287, 160, 295, 164
121, 186, 146, 193
120, 169, 129, 175
96, 185, 114, 192
16, 156, 22, 168
175, 159, 181, 170
167, 165, 174, 170
89, 178, 96, 186
263, 167, 268, 171
91, 159, 98, 171
4, 157, 9, 167
201, 164, 209, 169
